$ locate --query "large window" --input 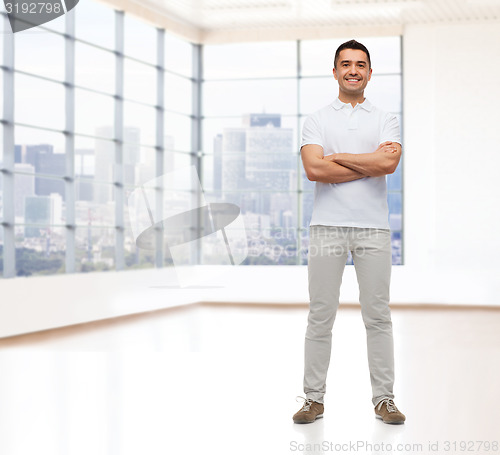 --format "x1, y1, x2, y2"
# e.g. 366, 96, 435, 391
202, 37, 403, 265
0, 3, 195, 277
0, 1, 403, 278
